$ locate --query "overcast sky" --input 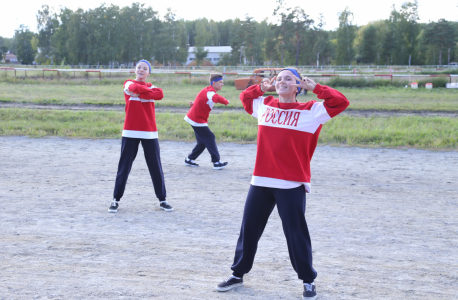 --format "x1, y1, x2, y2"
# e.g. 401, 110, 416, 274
1, 0, 457, 38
